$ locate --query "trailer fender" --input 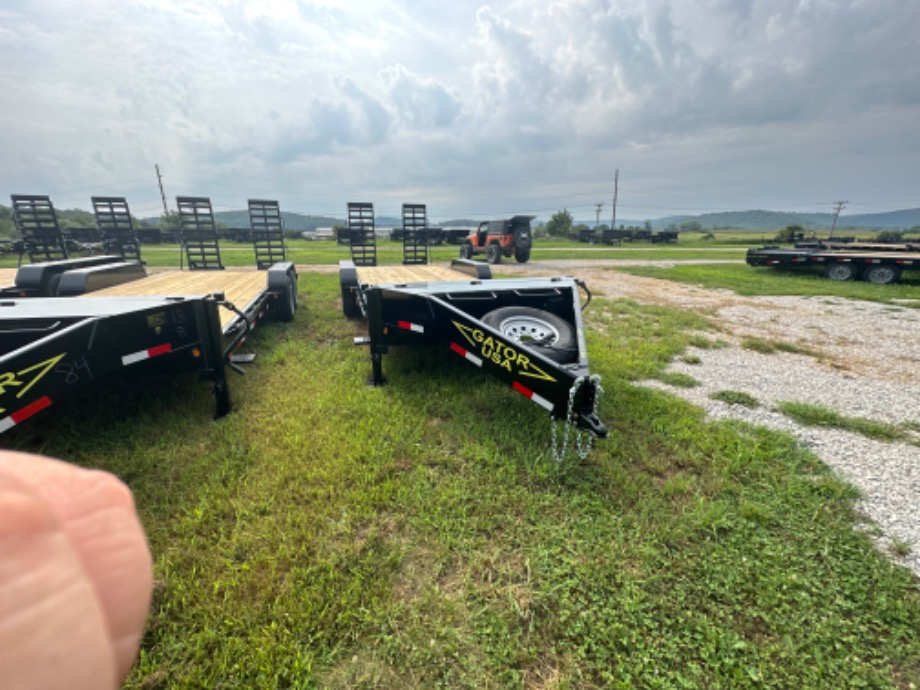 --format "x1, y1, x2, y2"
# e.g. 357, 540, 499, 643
449, 258, 492, 280
339, 260, 362, 318
267, 262, 298, 321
